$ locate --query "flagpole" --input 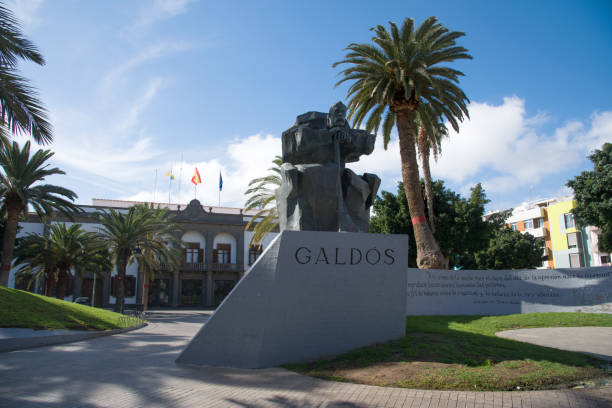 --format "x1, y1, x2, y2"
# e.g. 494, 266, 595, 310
168, 164, 172, 205
218, 171, 222, 206
153, 169, 158, 204
178, 154, 183, 206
